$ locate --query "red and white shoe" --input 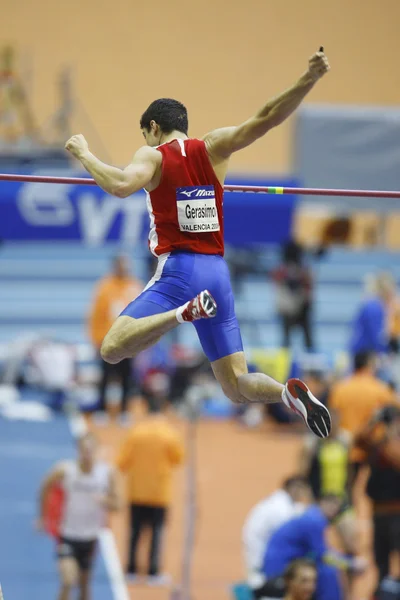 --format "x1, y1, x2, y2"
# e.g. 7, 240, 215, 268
177, 290, 217, 323
282, 378, 331, 438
